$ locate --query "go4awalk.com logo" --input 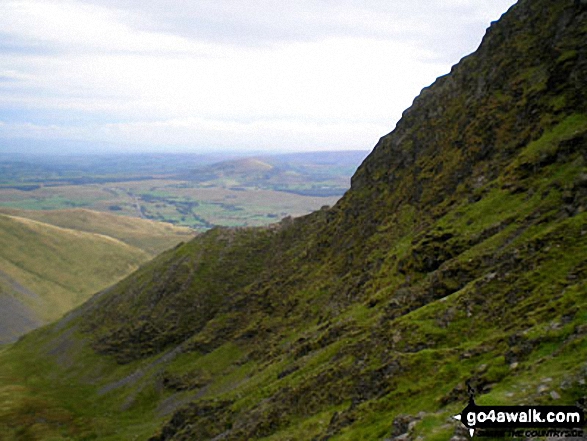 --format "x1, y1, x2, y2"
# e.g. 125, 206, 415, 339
453, 397, 585, 438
